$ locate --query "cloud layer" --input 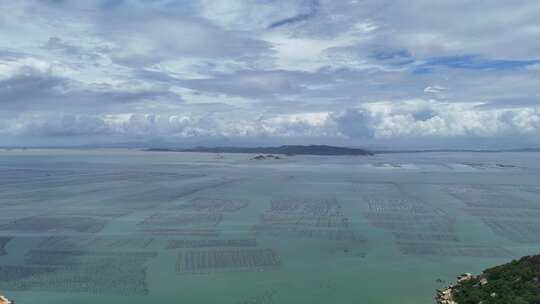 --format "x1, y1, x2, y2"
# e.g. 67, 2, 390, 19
1, 0, 539, 148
